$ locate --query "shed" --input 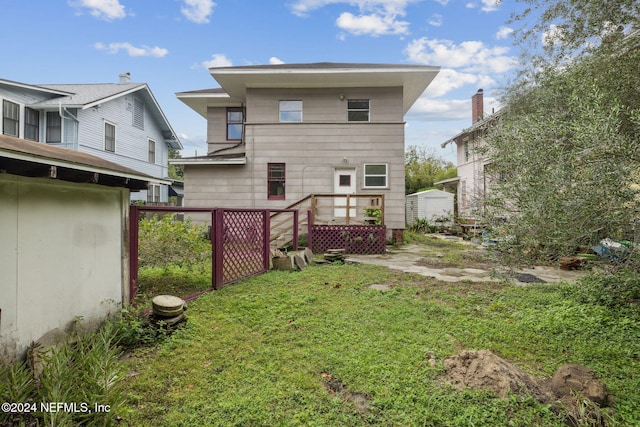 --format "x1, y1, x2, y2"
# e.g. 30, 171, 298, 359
0, 134, 157, 361
405, 189, 454, 225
